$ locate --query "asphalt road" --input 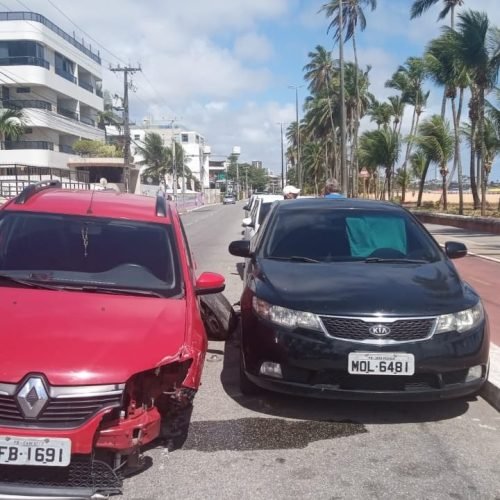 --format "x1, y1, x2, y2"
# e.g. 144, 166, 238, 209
120, 203, 500, 500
